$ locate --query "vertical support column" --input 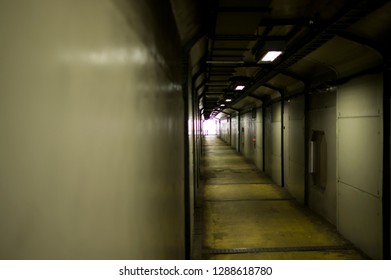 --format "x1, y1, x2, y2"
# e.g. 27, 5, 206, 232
181, 30, 205, 259
383, 63, 391, 259
229, 115, 232, 146
304, 88, 310, 206
262, 102, 266, 172
238, 111, 241, 153
281, 91, 285, 188
181, 50, 191, 259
